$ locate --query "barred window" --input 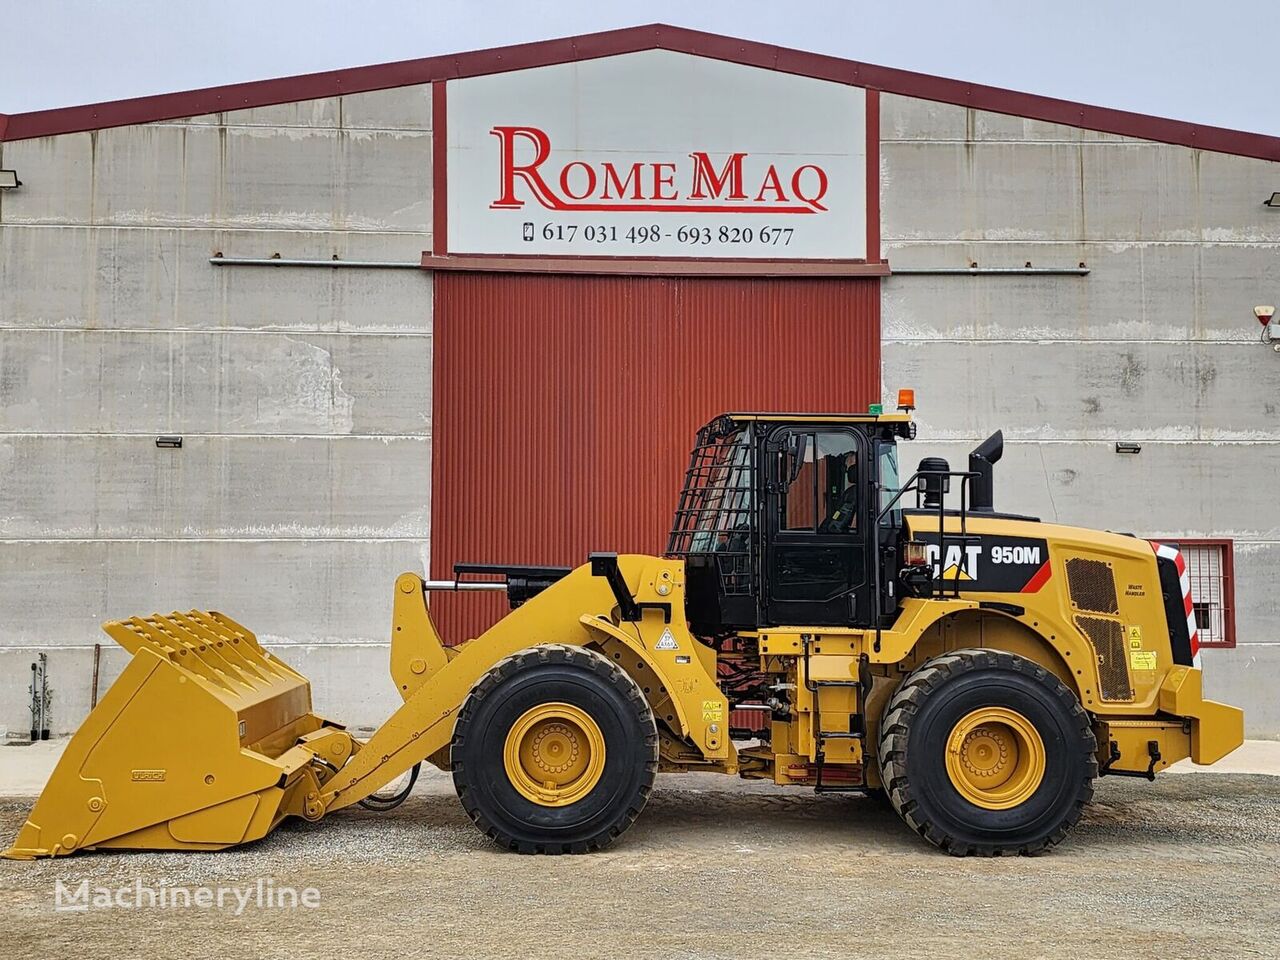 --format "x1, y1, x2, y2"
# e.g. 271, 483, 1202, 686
1179, 540, 1236, 649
